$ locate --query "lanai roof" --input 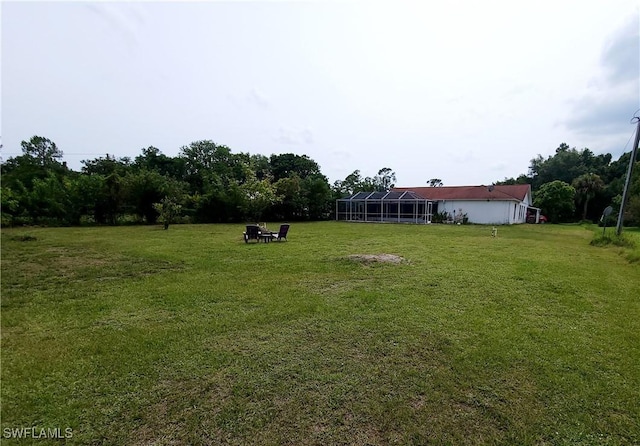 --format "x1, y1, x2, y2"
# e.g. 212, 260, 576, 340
341, 190, 428, 200
392, 184, 531, 201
